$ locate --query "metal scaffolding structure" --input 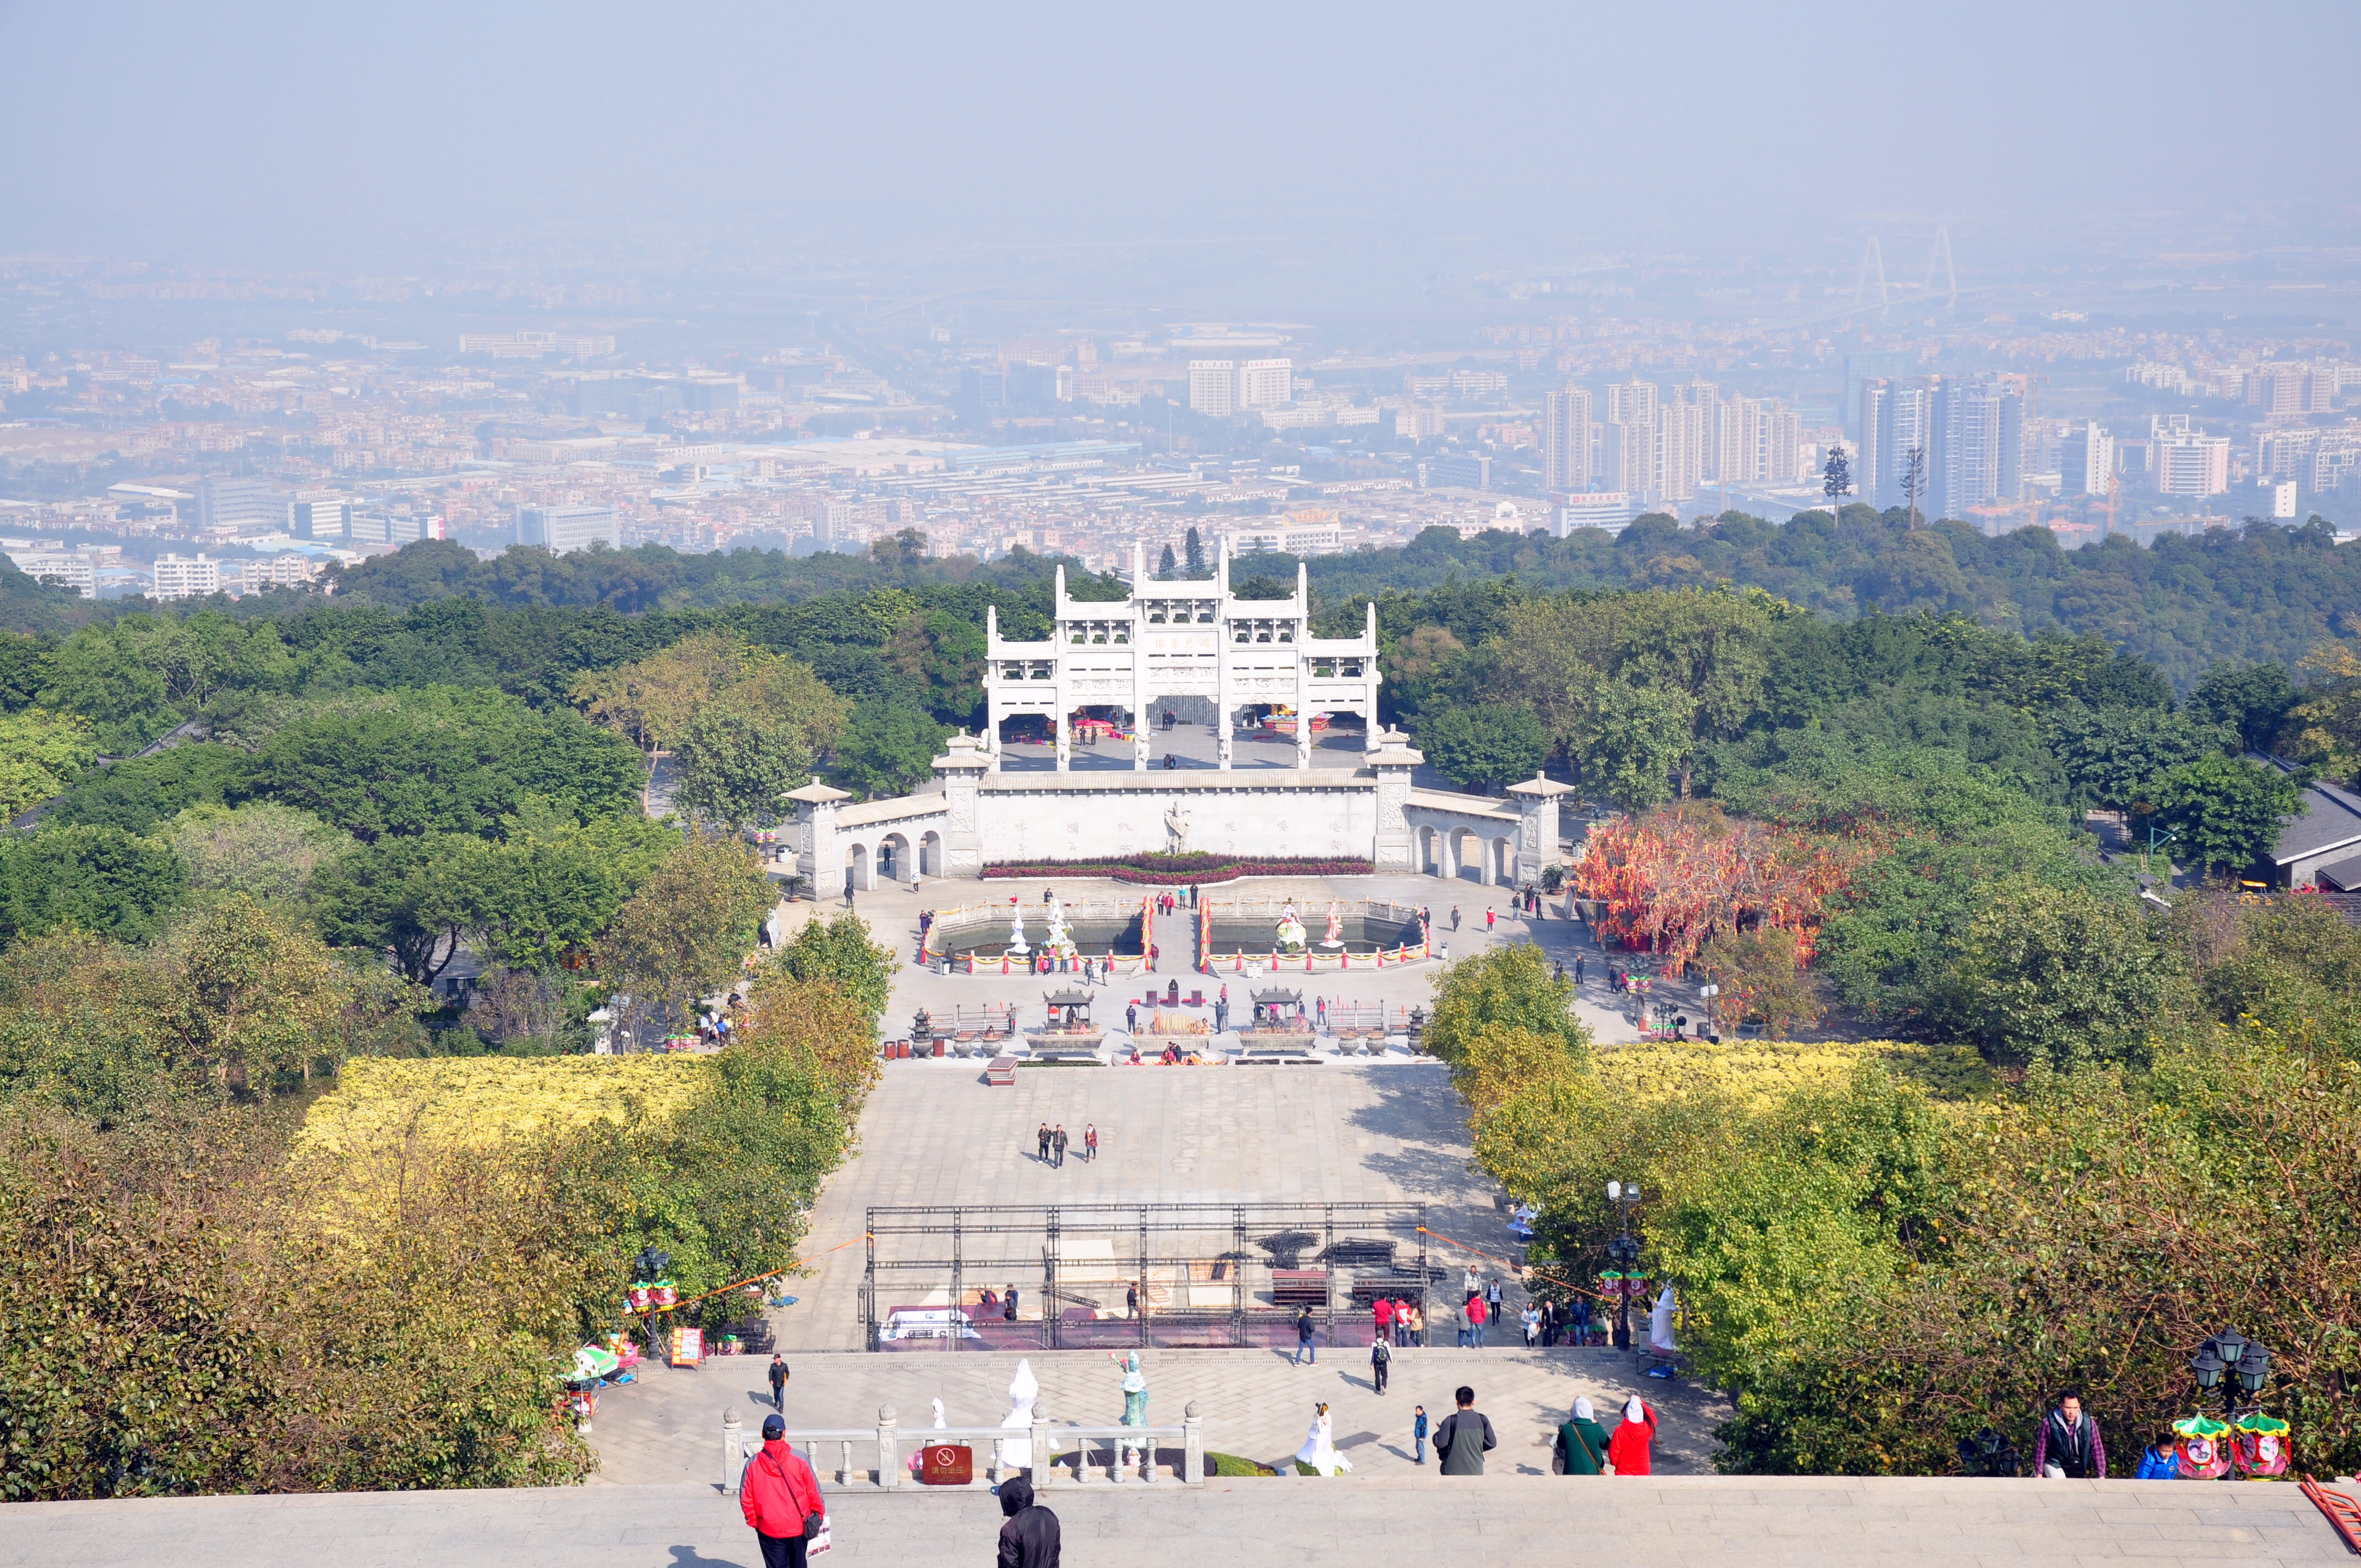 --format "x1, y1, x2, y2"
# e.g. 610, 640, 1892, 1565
862, 1200, 1433, 1352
